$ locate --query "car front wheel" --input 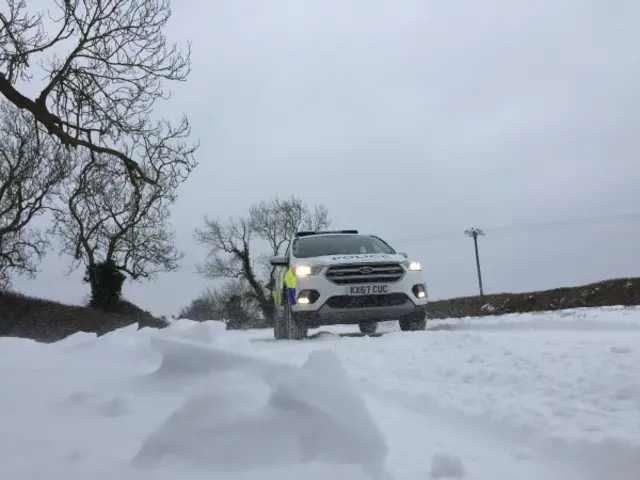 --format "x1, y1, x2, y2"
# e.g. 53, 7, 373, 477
399, 311, 427, 331
285, 302, 308, 340
359, 321, 378, 335
273, 307, 287, 340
